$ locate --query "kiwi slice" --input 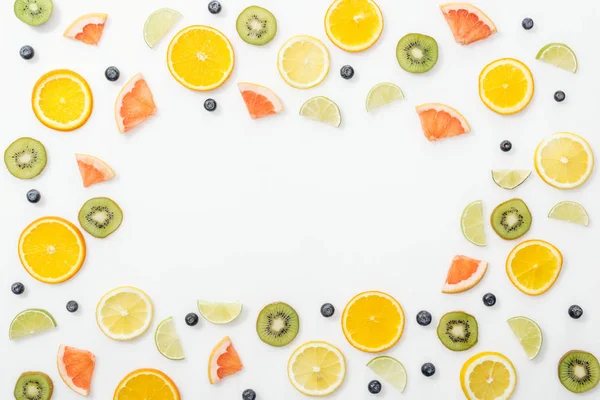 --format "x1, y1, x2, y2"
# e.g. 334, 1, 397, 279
396, 33, 439, 73
437, 311, 478, 351
256, 302, 299, 347
491, 198, 532, 240
14, 371, 53, 400
4, 137, 47, 180
78, 197, 123, 238
14, 0, 53, 26
236, 6, 277, 46
559, 350, 600, 393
